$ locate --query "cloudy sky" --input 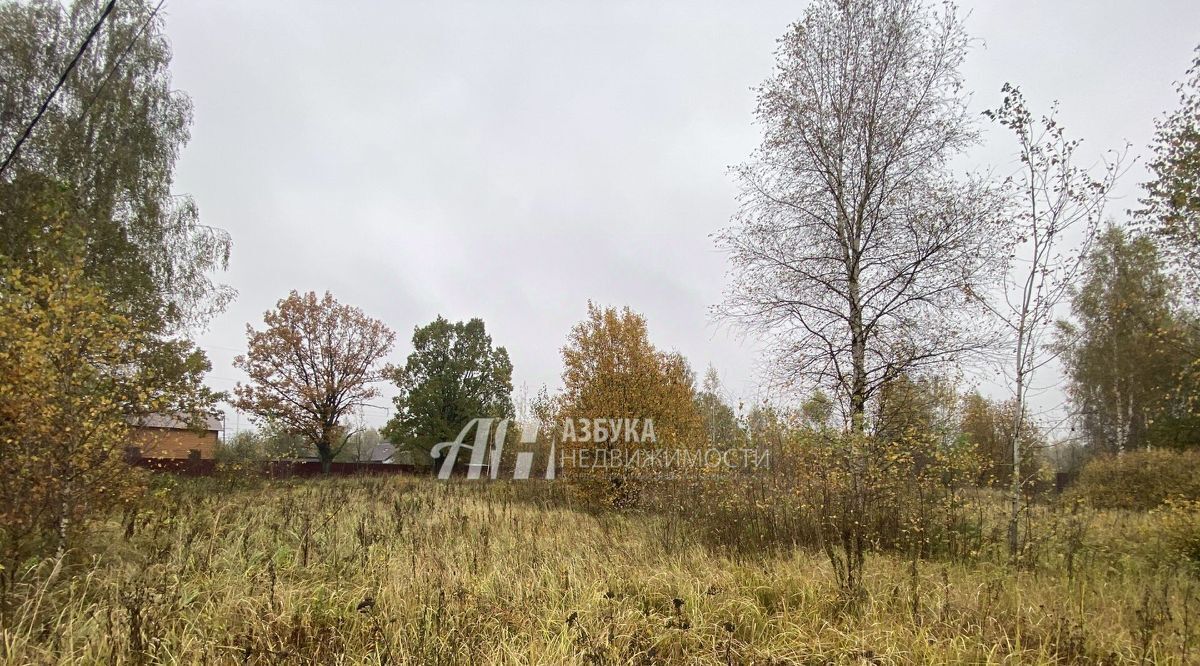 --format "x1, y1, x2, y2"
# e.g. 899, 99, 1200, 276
162, 0, 1200, 434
